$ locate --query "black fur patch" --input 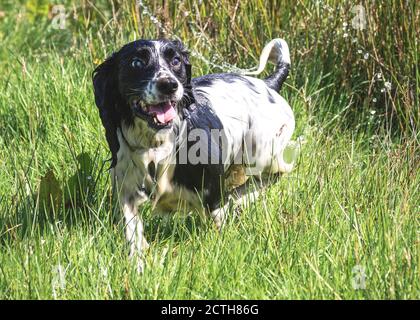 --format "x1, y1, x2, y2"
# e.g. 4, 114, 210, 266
173, 92, 226, 211
264, 62, 290, 92
193, 73, 260, 95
